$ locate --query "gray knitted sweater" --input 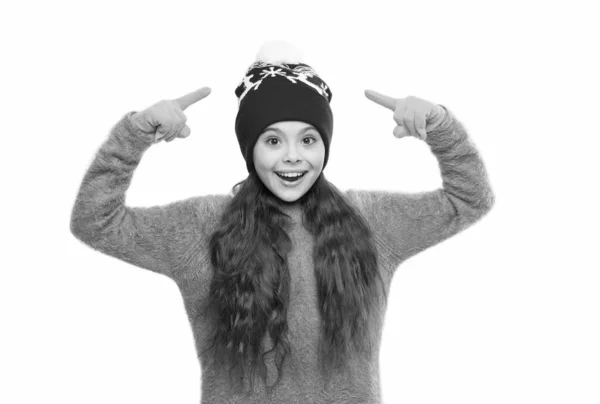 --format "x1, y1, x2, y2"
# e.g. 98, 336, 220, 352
70, 106, 494, 404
